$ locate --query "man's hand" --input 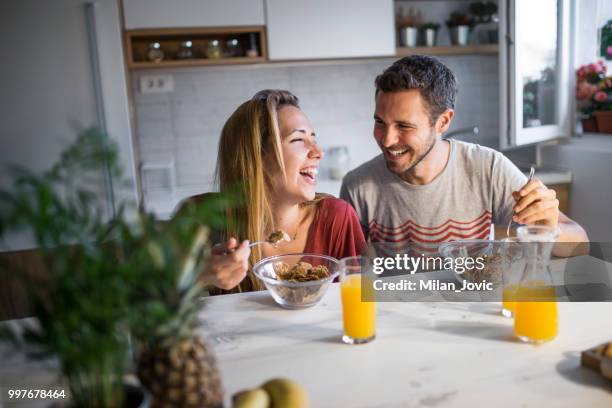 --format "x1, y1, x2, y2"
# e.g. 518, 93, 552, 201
202, 238, 250, 290
512, 178, 559, 227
